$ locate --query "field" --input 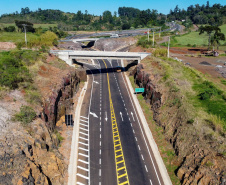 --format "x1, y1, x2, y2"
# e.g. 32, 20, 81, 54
0, 32, 39, 42
170, 24, 226, 49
